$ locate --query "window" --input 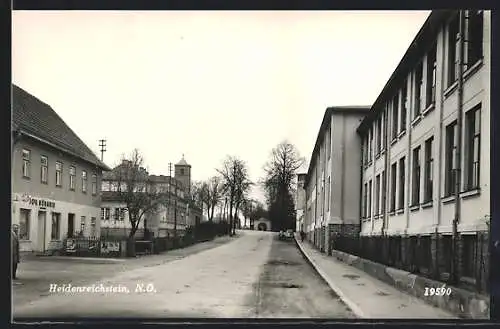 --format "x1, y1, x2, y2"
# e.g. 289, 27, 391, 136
363, 182, 368, 218
412, 146, 421, 206
55, 161, 62, 187
90, 217, 96, 237
41, 156, 48, 184
376, 117, 382, 154
326, 177, 330, 211
69, 166, 76, 190
368, 180, 372, 217
375, 174, 381, 215
426, 43, 437, 107
92, 174, 97, 195
390, 163, 397, 212
392, 96, 399, 139
380, 171, 387, 214
82, 170, 88, 193
401, 82, 407, 133
80, 217, 86, 234
380, 110, 386, 150
120, 208, 125, 221
465, 105, 481, 190
414, 62, 423, 118
180, 168, 185, 175
105, 208, 110, 220
465, 10, 483, 69
424, 137, 434, 202
114, 207, 120, 220
398, 157, 405, 210
327, 127, 331, 159
100, 208, 105, 220
448, 14, 460, 86
51, 212, 61, 240
22, 149, 31, 178
445, 121, 458, 196
363, 136, 368, 165
19, 208, 30, 240
368, 129, 373, 162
